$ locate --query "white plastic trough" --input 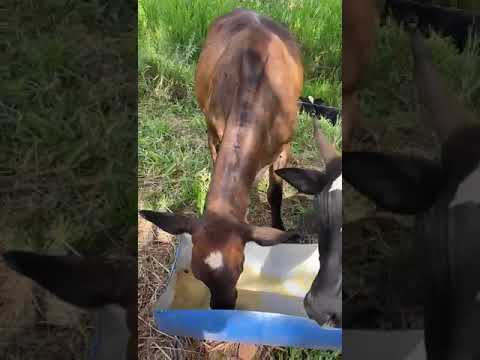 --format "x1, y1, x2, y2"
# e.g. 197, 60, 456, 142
153, 234, 341, 350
